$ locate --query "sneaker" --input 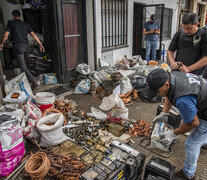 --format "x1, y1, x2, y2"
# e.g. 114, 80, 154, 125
173, 169, 195, 180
